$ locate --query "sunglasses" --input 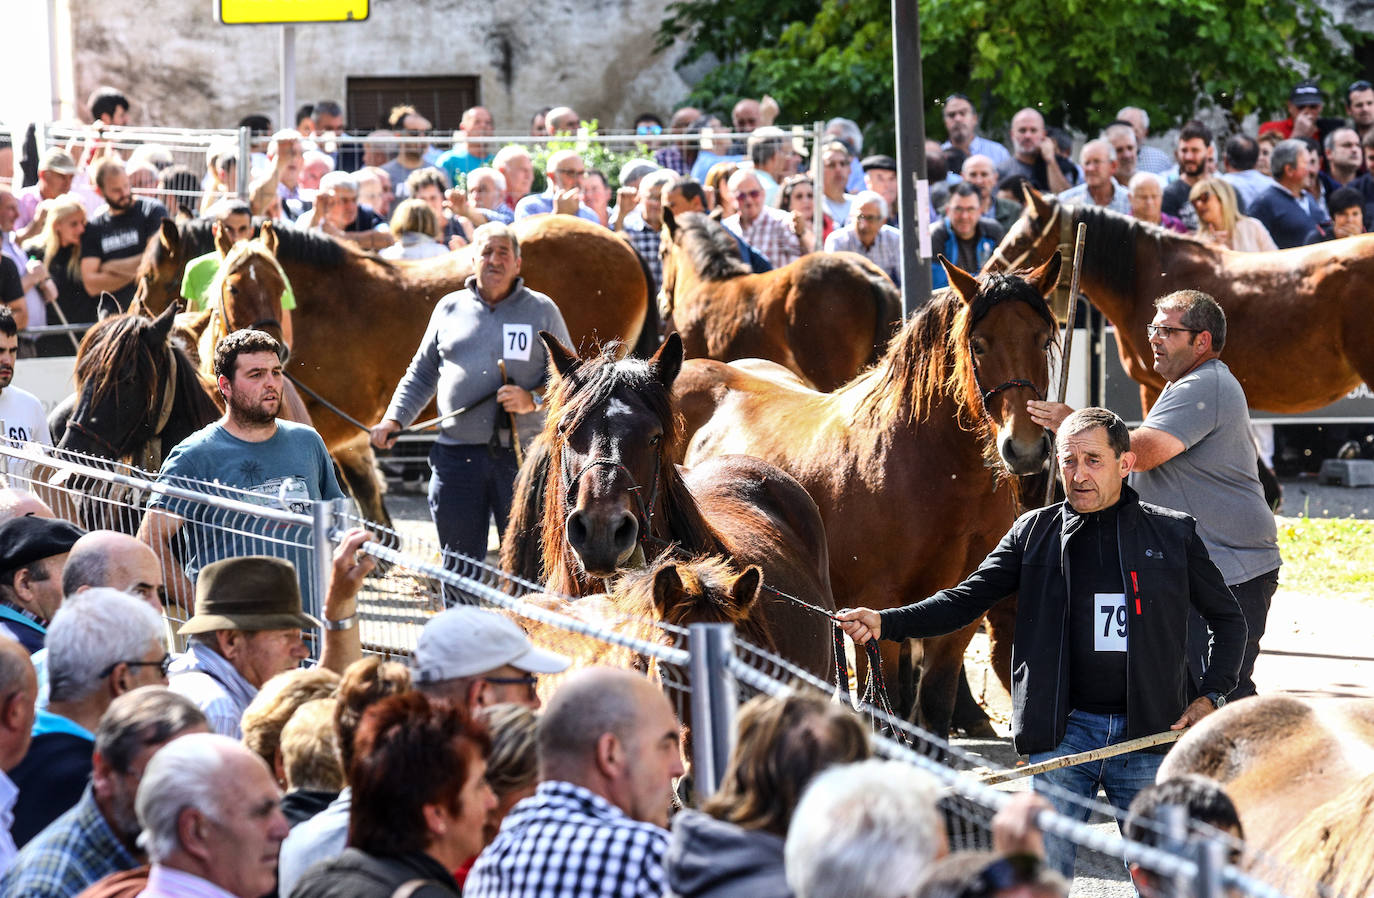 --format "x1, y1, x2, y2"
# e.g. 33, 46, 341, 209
734, 189, 763, 200
637, 124, 663, 135
483, 674, 539, 698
